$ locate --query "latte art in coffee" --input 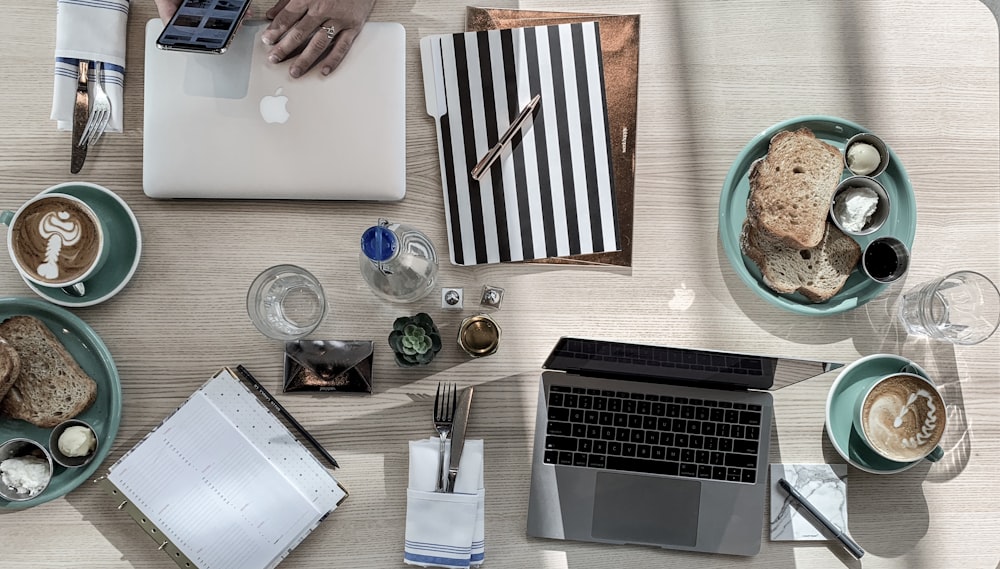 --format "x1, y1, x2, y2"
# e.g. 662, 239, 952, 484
10, 196, 101, 286
36, 211, 83, 280
861, 375, 946, 461
894, 390, 939, 449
